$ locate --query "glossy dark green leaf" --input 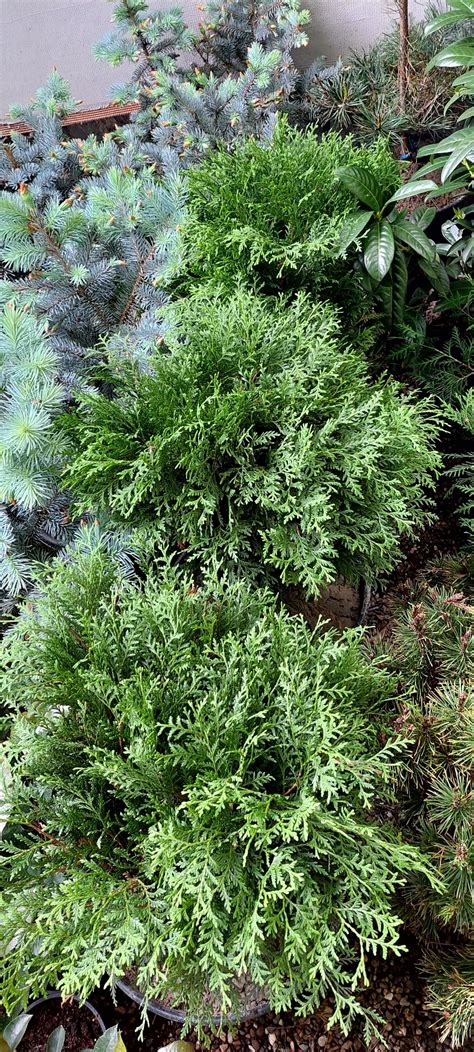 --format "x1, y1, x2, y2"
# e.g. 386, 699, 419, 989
442, 142, 474, 182
411, 207, 436, 230
377, 279, 393, 330
393, 220, 437, 262
337, 210, 373, 255
46, 1026, 66, 1052
391, 248, 409, 328
2, 1016, 32, 1051
418, 258, 451, 297
425, 2, 474, 37
93, 1028, 120, 1052
363, 220, 395, 281
386, 180, 438, 204
335, 166, 382, 212
427, 37, 474, 70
